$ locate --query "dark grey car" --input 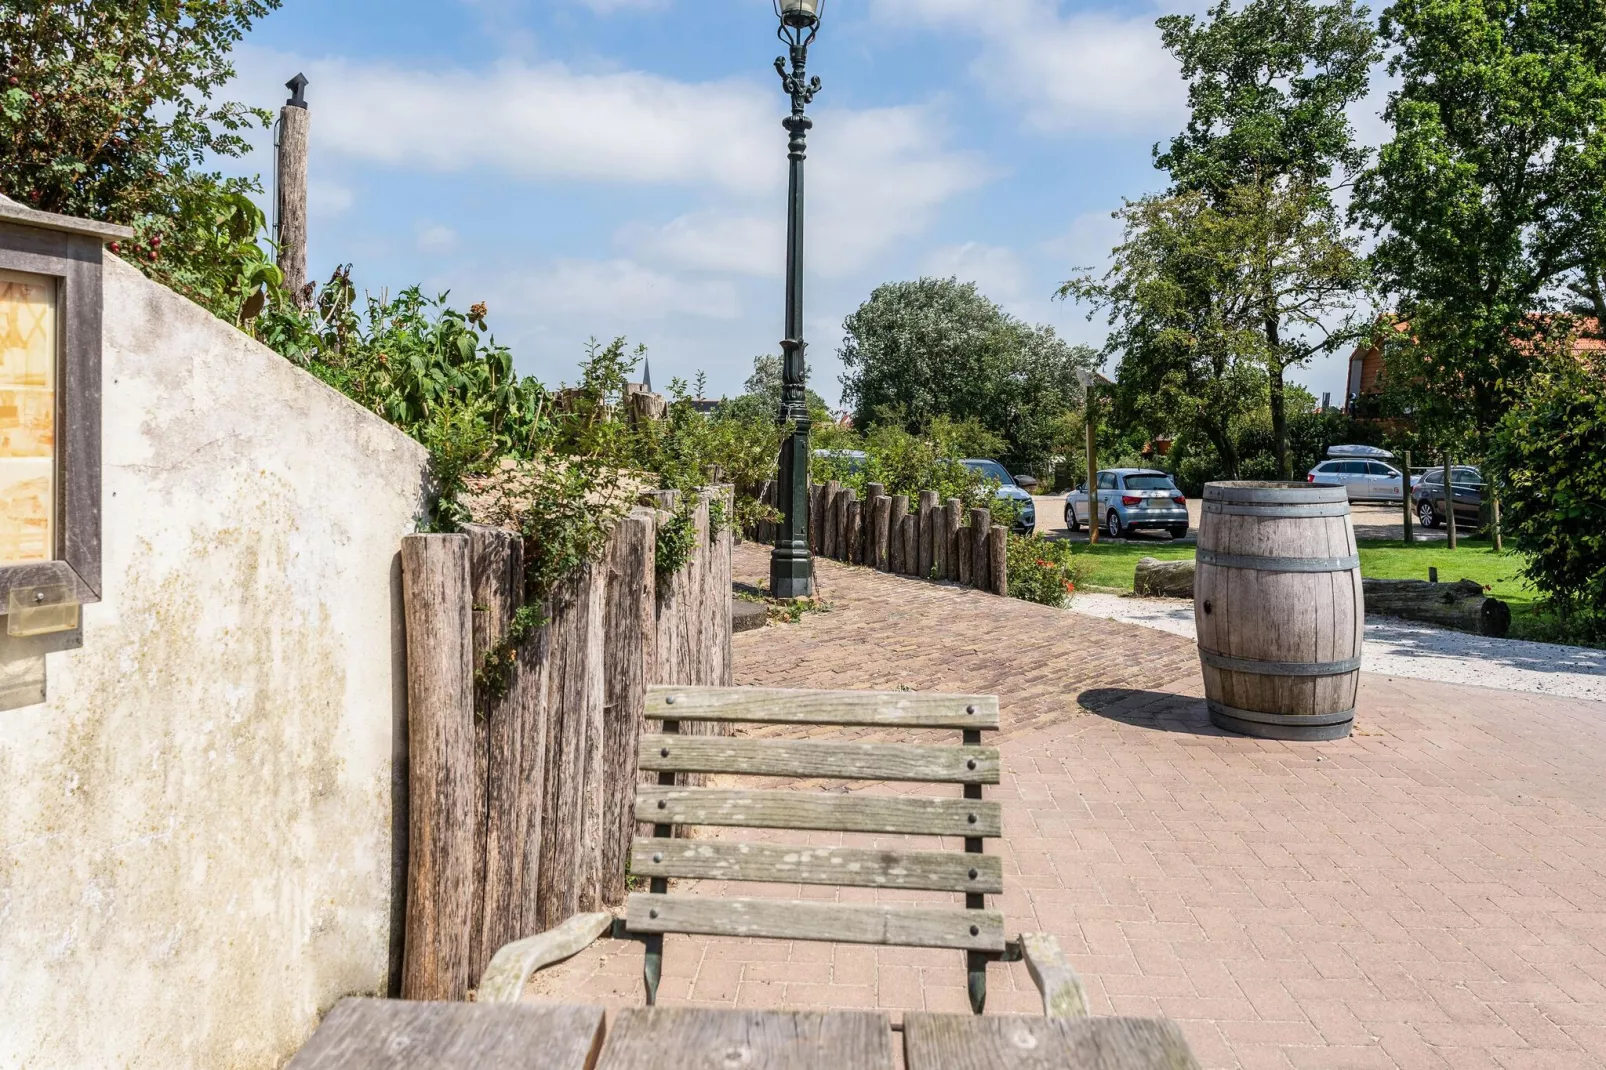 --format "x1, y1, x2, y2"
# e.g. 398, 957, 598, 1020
1412, 466, 1484, 529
